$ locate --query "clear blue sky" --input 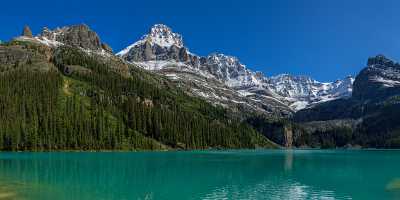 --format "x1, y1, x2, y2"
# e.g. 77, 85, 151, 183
1, 0, 399, 81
